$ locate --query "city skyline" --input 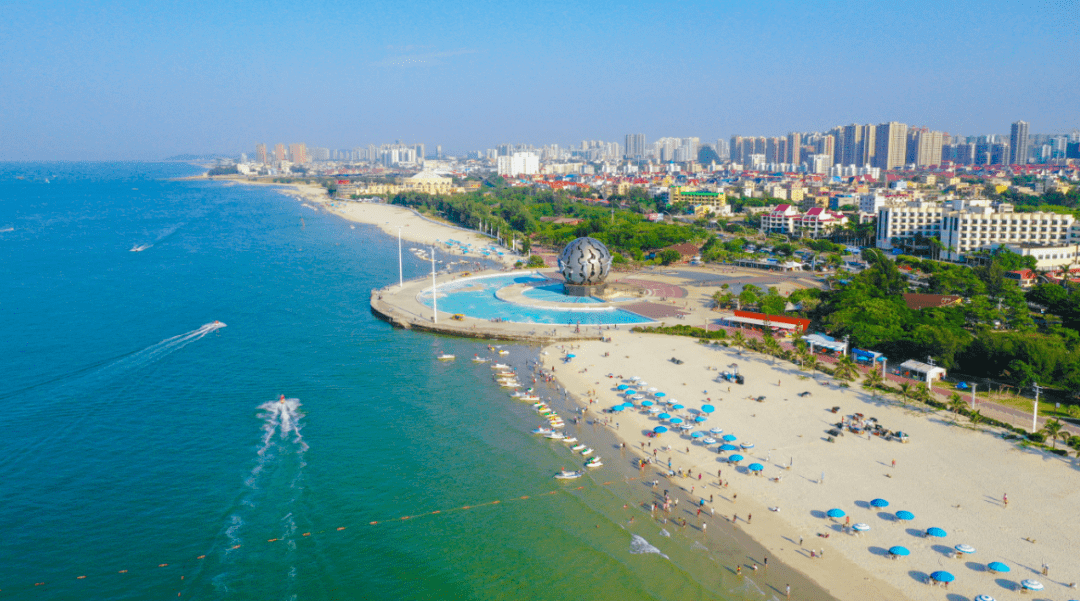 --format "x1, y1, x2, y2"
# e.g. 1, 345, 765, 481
2, 0, 1078, 161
